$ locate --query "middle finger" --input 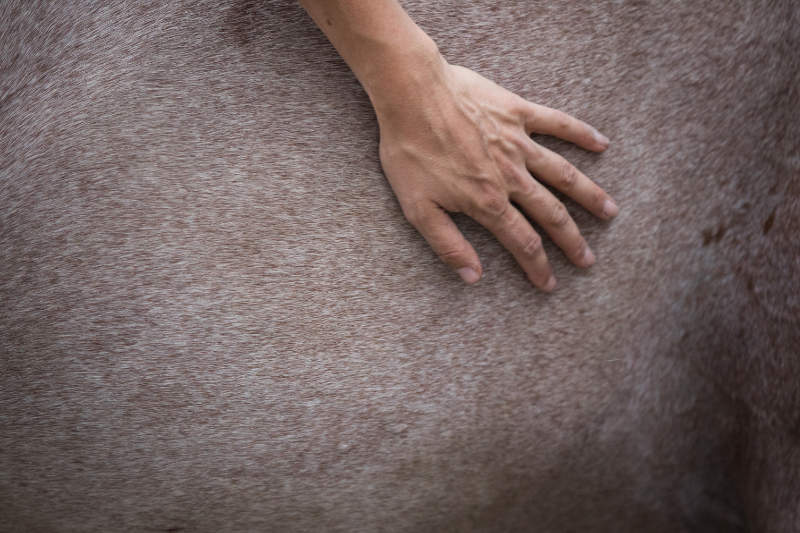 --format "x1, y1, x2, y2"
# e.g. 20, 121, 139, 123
523, 139, 619, 220
509, 176, 595, 269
